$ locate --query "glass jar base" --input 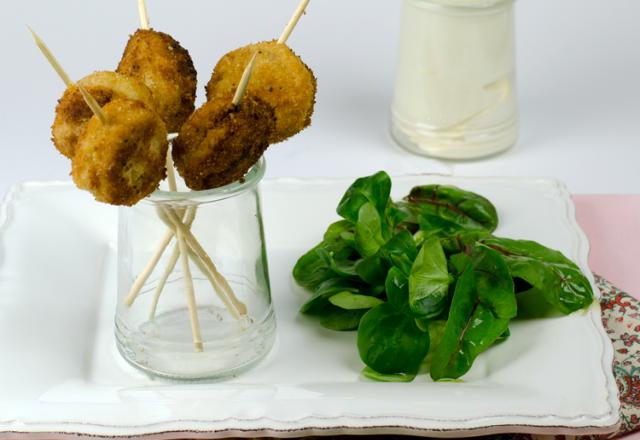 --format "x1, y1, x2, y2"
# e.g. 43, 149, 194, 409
115, 306, 276, 380
390, 112, 518, 160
